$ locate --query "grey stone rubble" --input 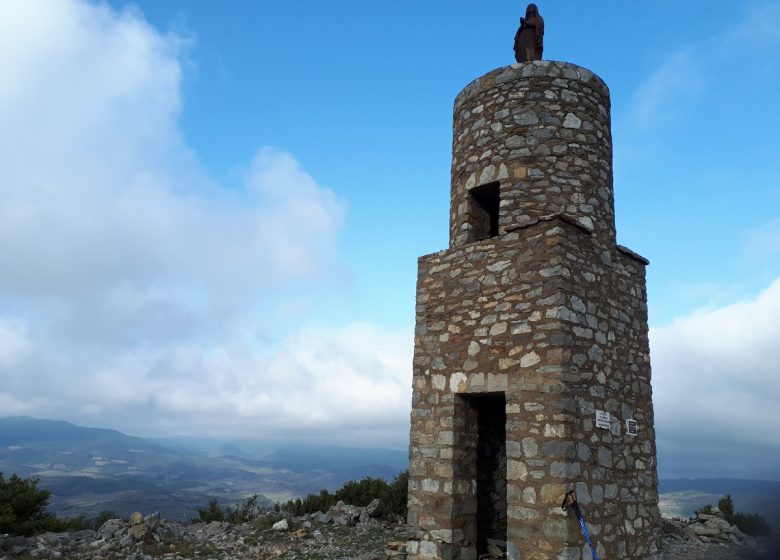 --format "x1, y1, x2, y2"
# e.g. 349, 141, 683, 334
1, 504, 774, 560
0, 500, 419, 560
660, 509, 776, 560
667, 508, 750, 545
